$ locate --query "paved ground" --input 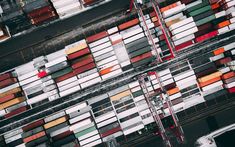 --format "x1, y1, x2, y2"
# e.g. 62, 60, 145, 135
0, 0, 130, 72
136, 105, 235, 147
